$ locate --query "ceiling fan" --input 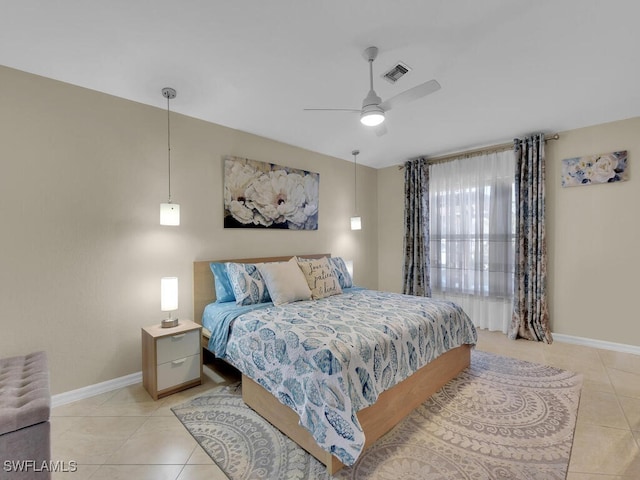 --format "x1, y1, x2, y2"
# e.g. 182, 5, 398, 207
304, 46, 441, 135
